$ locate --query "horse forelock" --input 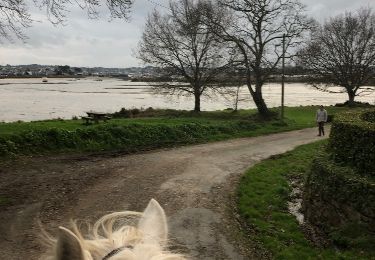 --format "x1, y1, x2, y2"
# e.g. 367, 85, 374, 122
42, 200, 186, 260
